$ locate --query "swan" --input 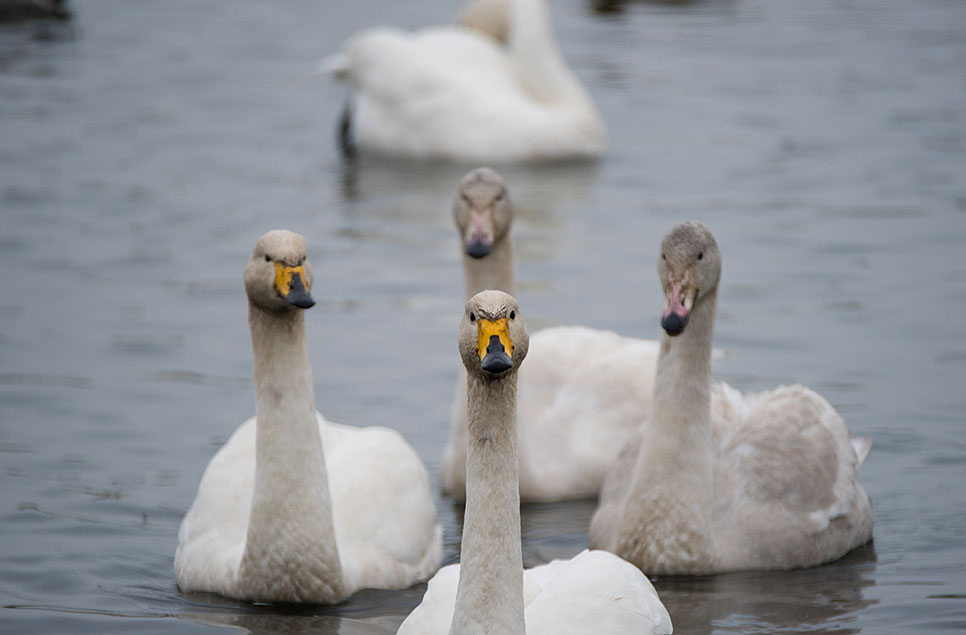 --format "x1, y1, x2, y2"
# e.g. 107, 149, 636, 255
589, 221, 874, 574
175, 230, 443, 603
440, 167, 661, 502
323, 0, 605, 163
398, 290, 672, 635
